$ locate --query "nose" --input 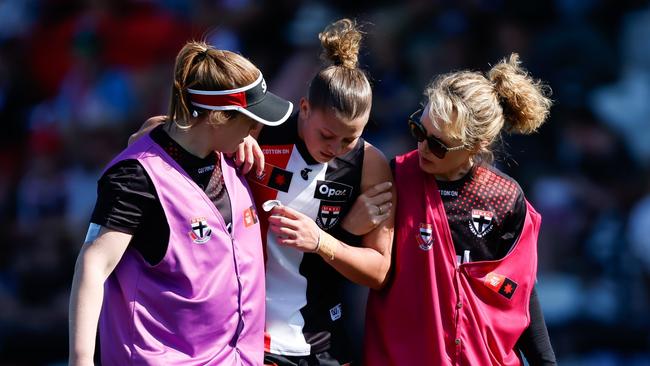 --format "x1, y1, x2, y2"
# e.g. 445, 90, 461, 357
326, 142, 341, 156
